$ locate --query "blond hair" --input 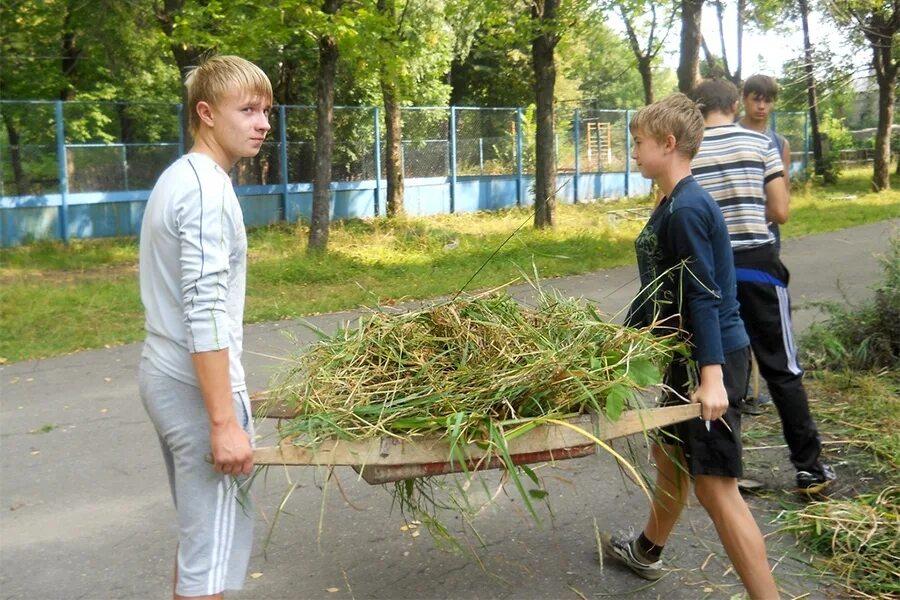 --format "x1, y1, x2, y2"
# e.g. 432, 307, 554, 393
184, 55, 273, 136
629, 93, 705, 159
